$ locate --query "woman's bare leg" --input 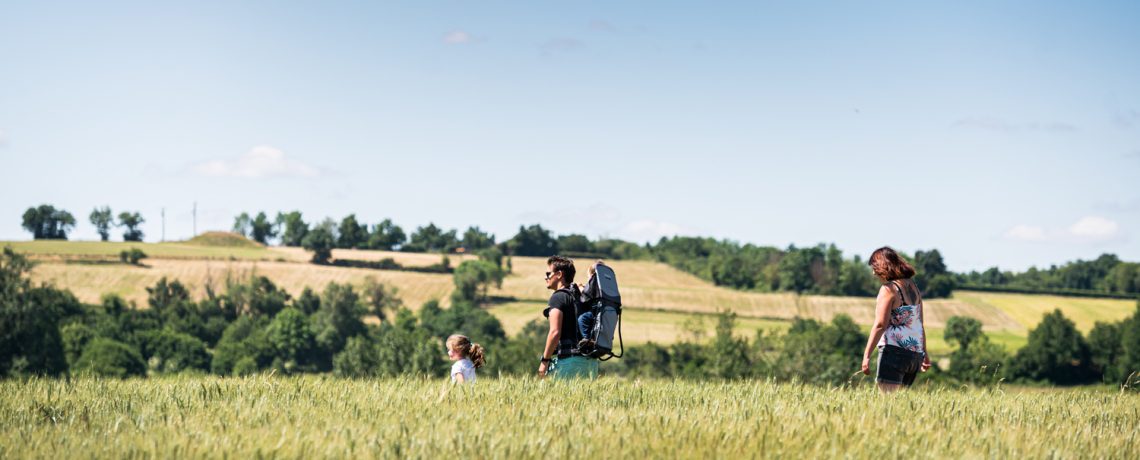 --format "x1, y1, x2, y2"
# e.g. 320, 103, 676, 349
878, 382, 902, 394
